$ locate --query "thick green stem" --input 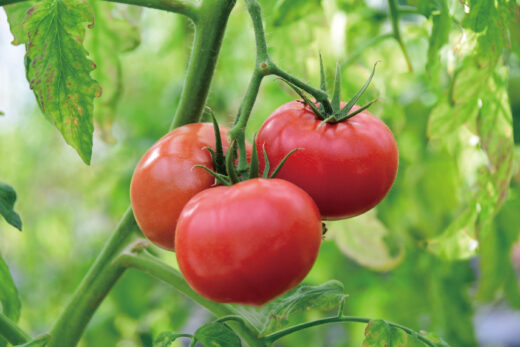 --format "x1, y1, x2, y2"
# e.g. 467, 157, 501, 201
120, 252, 267, 347
170, 0, 237, 129
0, 312, 31, 345
262, 316, 436, 346
46, 208, 139, 347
